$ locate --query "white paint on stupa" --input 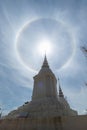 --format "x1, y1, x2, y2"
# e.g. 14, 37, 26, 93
32, 55, 58, 100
